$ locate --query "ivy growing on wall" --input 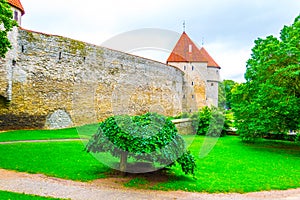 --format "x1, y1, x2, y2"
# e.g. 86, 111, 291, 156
0, 0, 17, 58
